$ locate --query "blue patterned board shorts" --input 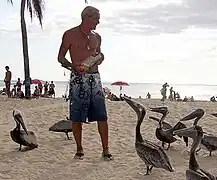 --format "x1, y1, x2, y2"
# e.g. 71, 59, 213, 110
69, 71, 107, 123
